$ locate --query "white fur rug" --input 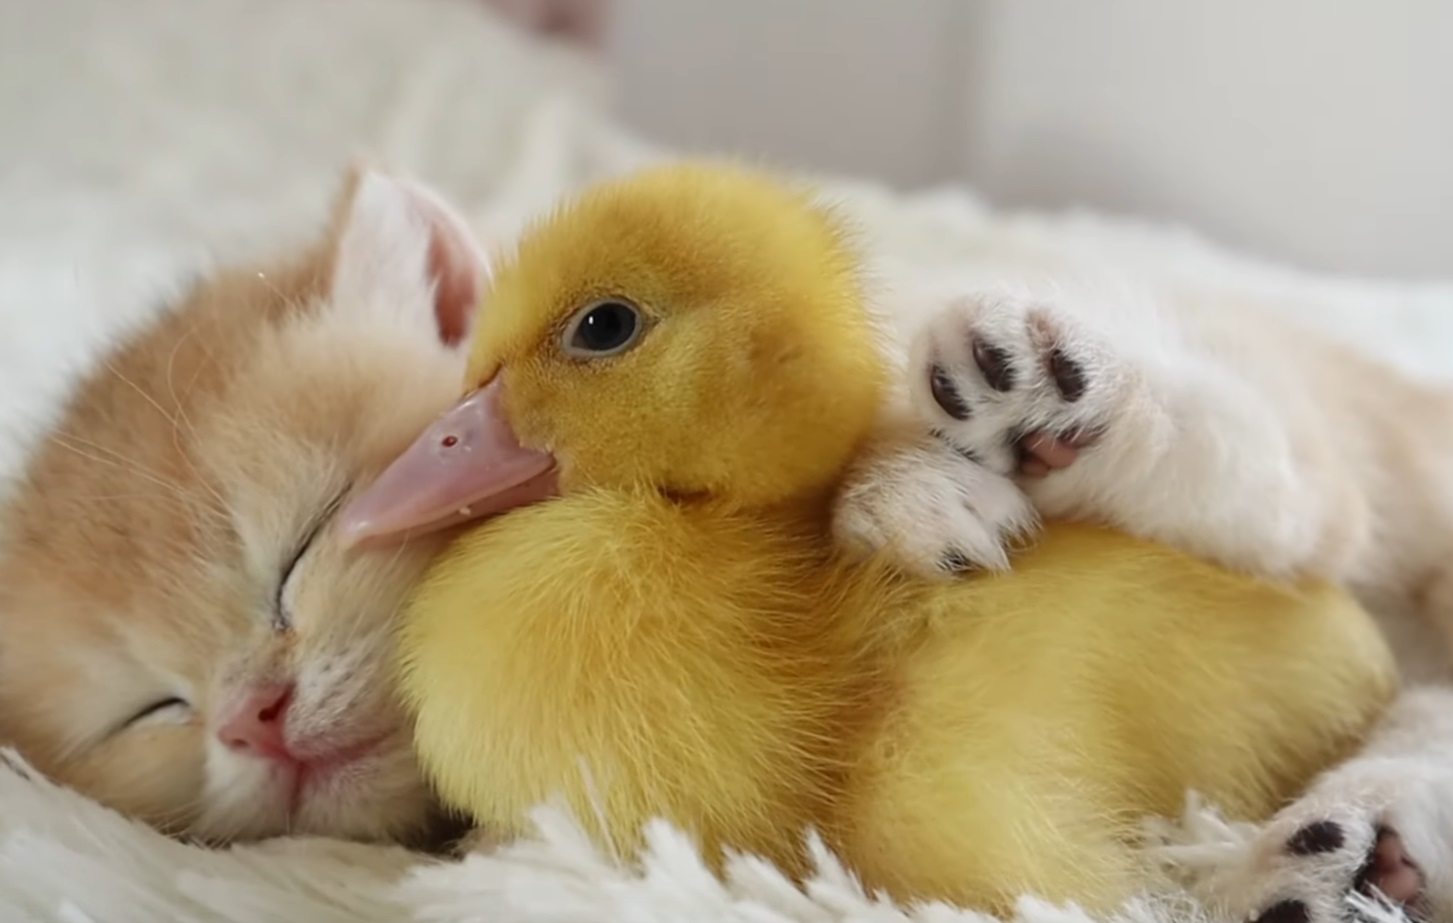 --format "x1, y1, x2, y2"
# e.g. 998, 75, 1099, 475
2, 1, 1450, 921
4, 742, 1424, 923
0, 747, 1245, 923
